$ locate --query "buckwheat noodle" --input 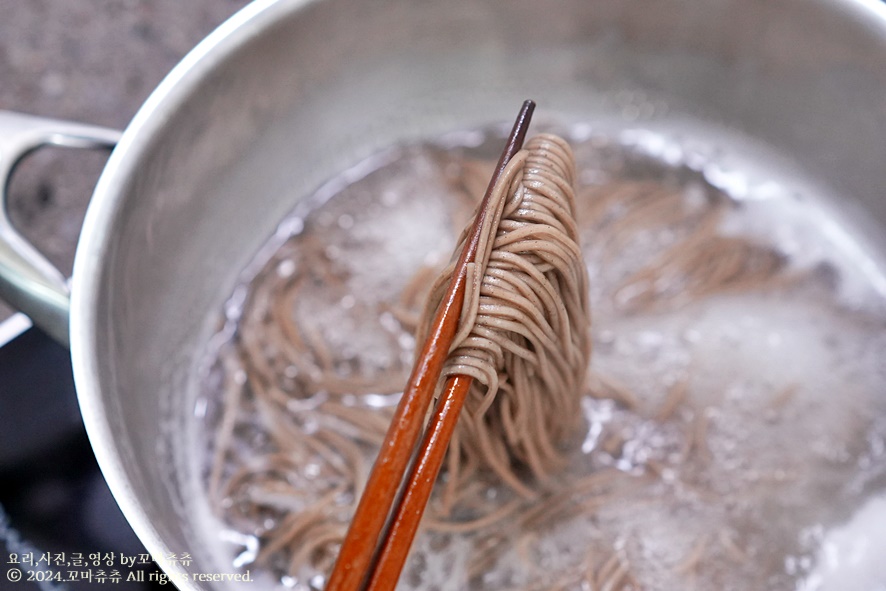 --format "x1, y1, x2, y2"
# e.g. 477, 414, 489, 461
416, 133, 591, 502
204, 131, 796, 588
